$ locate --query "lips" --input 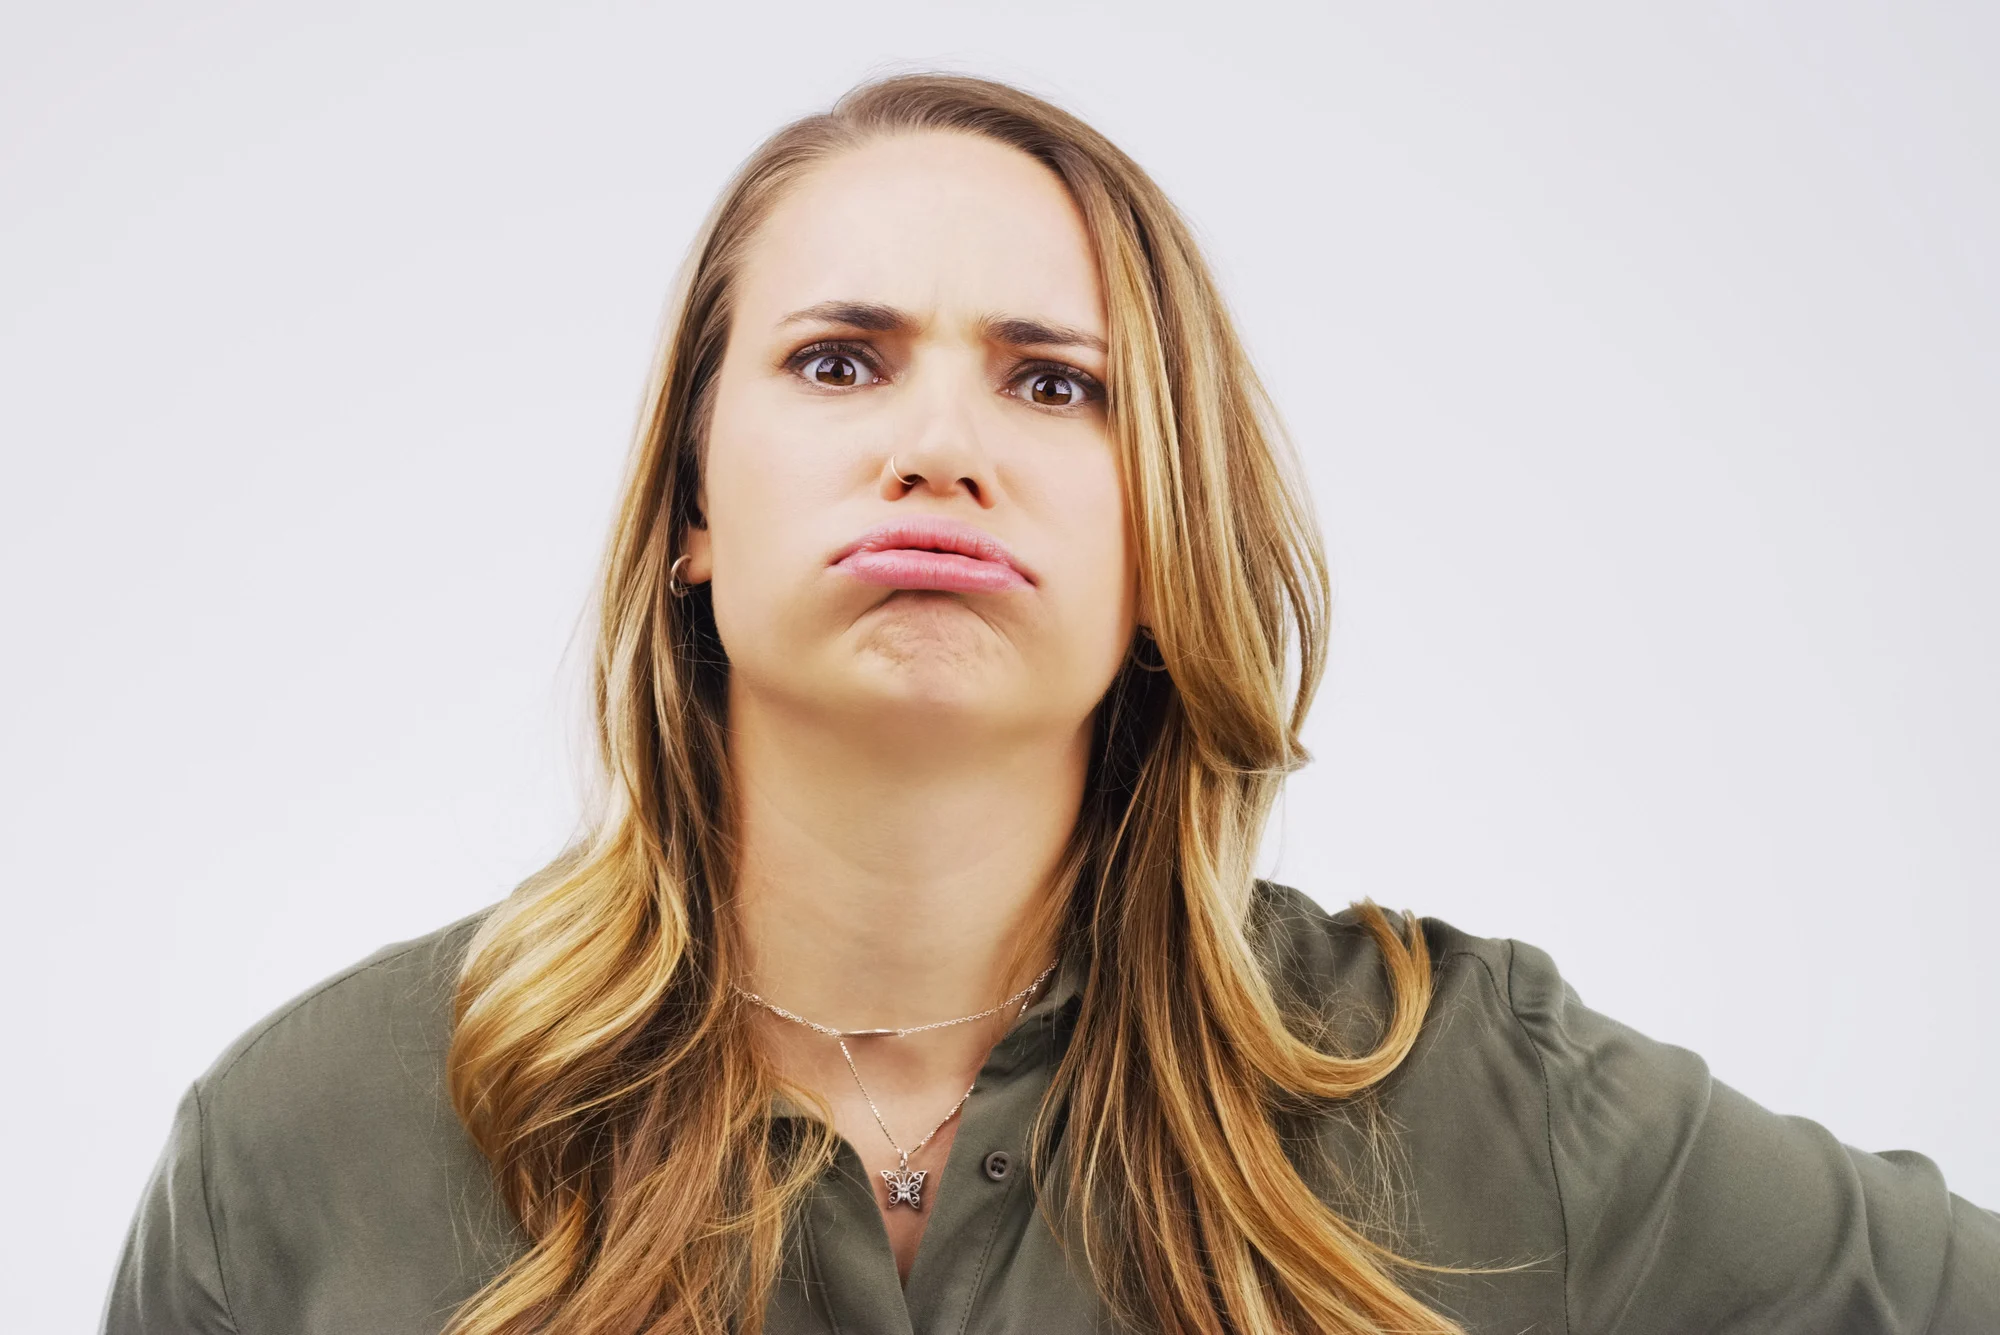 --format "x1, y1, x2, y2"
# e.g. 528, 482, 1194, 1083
830, 516, 1034, 593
